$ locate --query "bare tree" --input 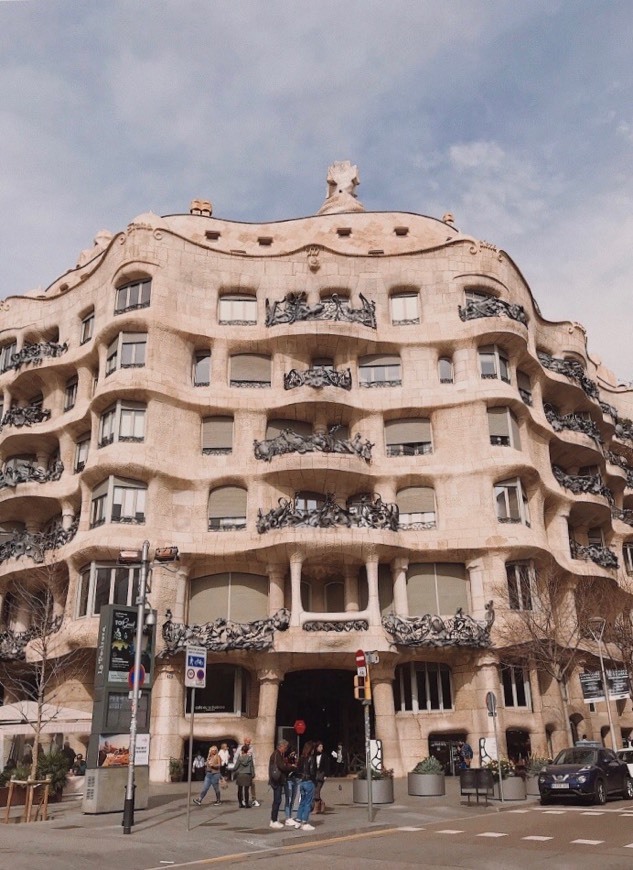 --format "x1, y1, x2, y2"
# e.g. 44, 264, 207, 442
0, 559, 90, 778
493, 559, 605, 744
601, 571, 633, 700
